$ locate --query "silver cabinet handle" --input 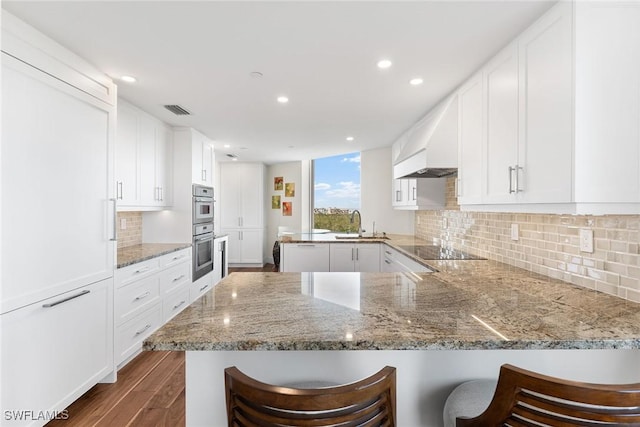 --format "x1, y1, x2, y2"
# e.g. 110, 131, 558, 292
508, 166, 515, 194
109, 198, 117, 241
356, 248, 359, 260
172, 274, 185, 283
172, 254, 185, 261
42, 290, 90, 308
395, 190, 402, 202
173, 300, 186, 310
134, 291, 150, 301
296, 244, 316, 248
412, 186, 417, 201
515, 165, 523, 193
134, 266, 150, 274
385, 259, 392, 264
159, 186, 163, 201
199, 284, 209, 292
351, 248, 355, 261
117, 181, 123, 200
134, 324, 151, 336
385, 250, 392, 255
